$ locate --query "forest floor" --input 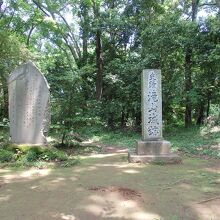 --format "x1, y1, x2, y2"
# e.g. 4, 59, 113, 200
0, 150, 220, 220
